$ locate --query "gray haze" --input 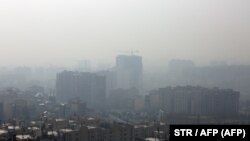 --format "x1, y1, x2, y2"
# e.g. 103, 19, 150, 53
0, 0, 250, 68
0, 0, 249, 132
